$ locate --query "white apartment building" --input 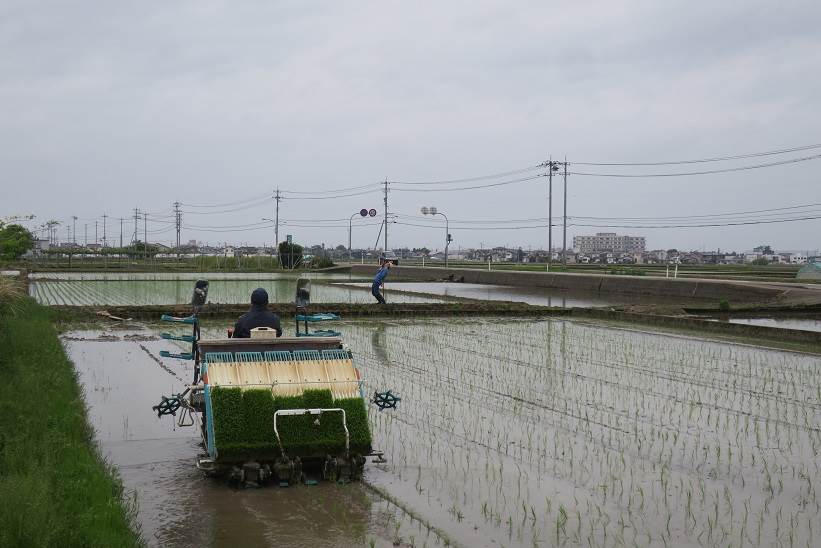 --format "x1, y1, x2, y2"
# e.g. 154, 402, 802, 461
573, 232, 646, 254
